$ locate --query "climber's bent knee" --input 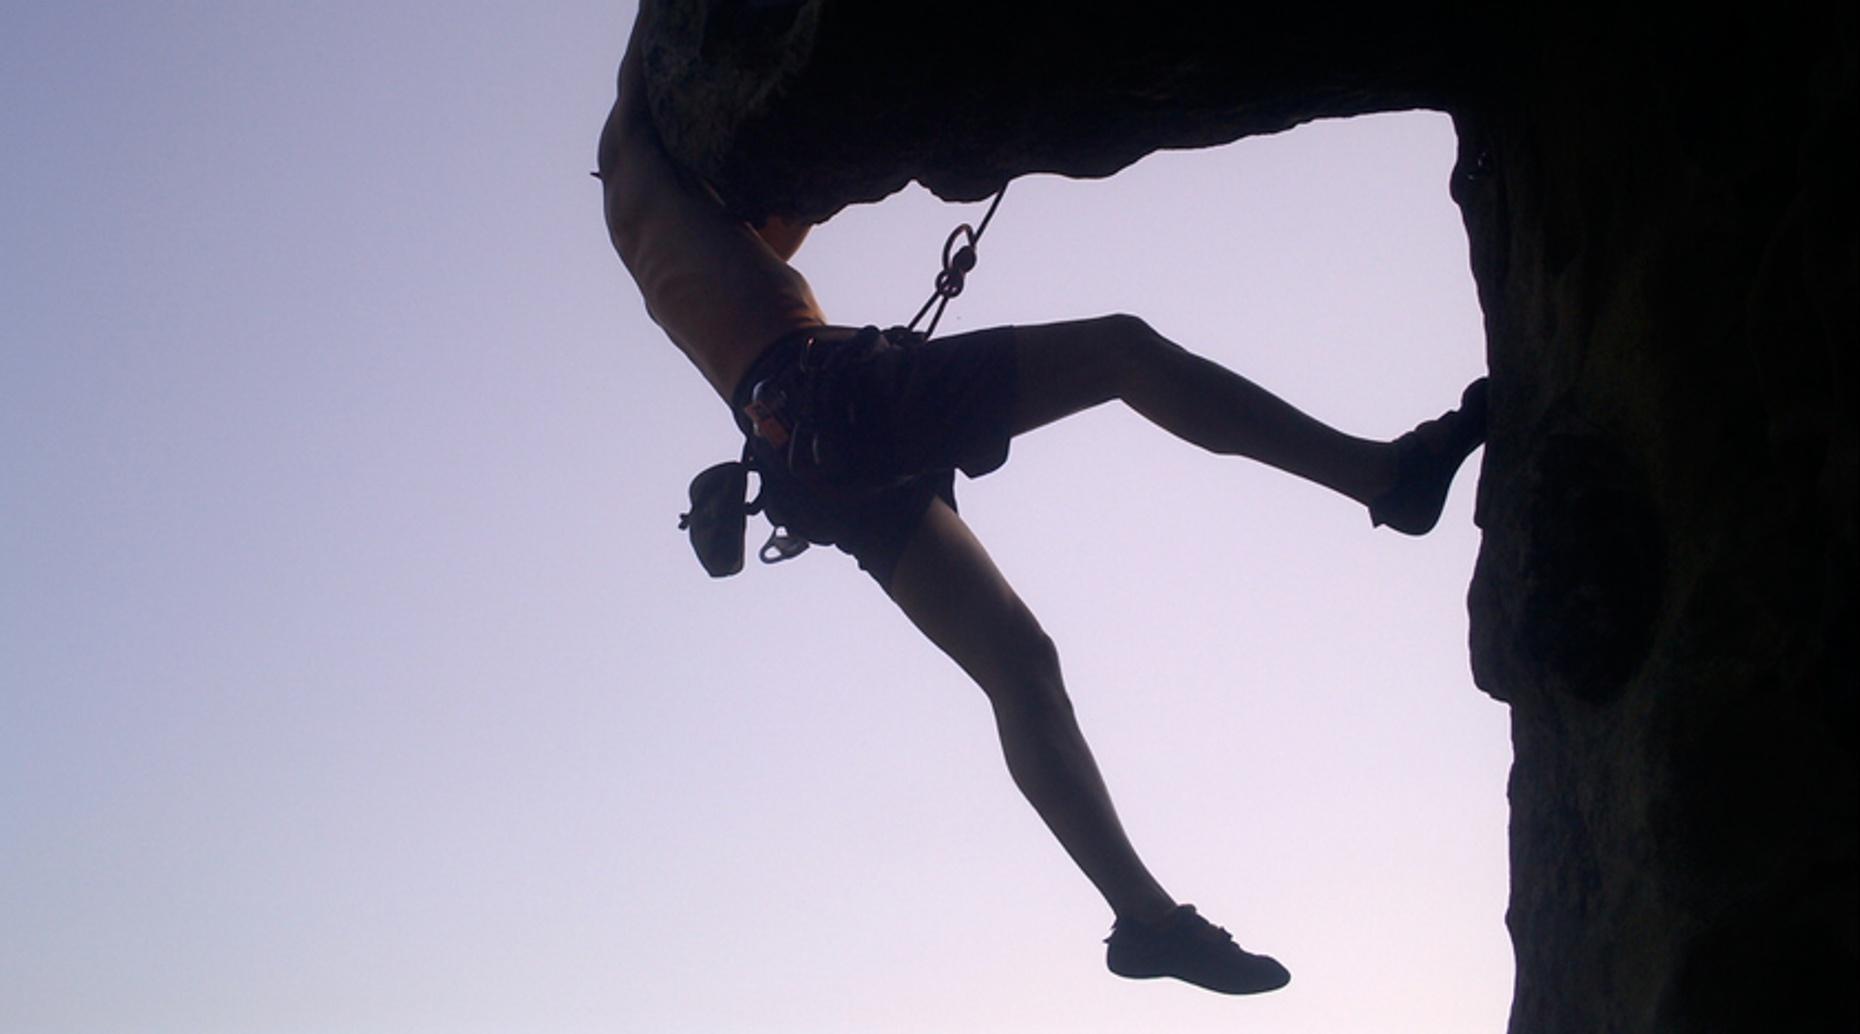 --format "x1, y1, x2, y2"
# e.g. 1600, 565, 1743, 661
1012, 313, 1175, 434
